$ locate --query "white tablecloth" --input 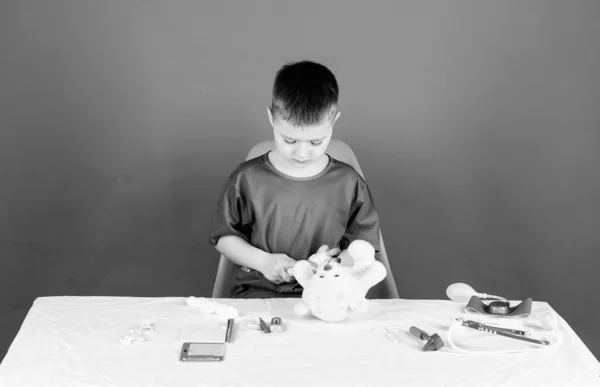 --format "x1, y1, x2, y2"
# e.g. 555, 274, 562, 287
0, 297, 598, 387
